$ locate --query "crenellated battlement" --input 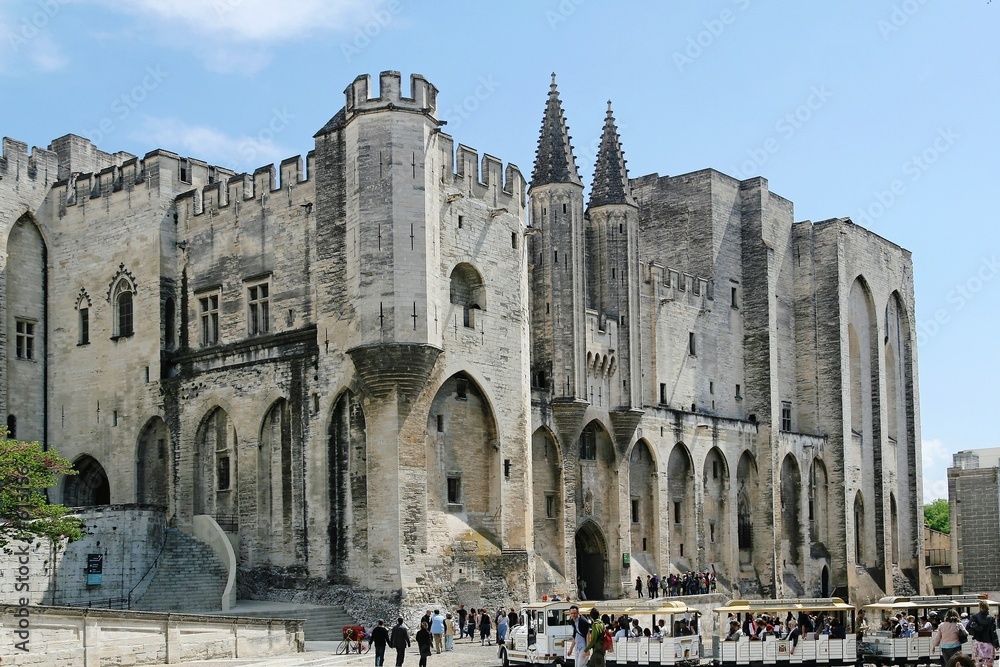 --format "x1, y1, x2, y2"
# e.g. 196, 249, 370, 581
177, 151, 315, 218
344, 71, 438, 119
436, 134, 525, 211
1, 137, 58, 183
